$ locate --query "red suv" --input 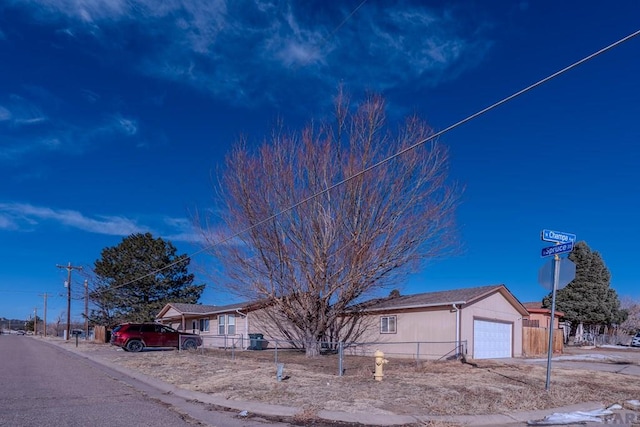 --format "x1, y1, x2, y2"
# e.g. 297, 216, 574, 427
110, 323, 202, 352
